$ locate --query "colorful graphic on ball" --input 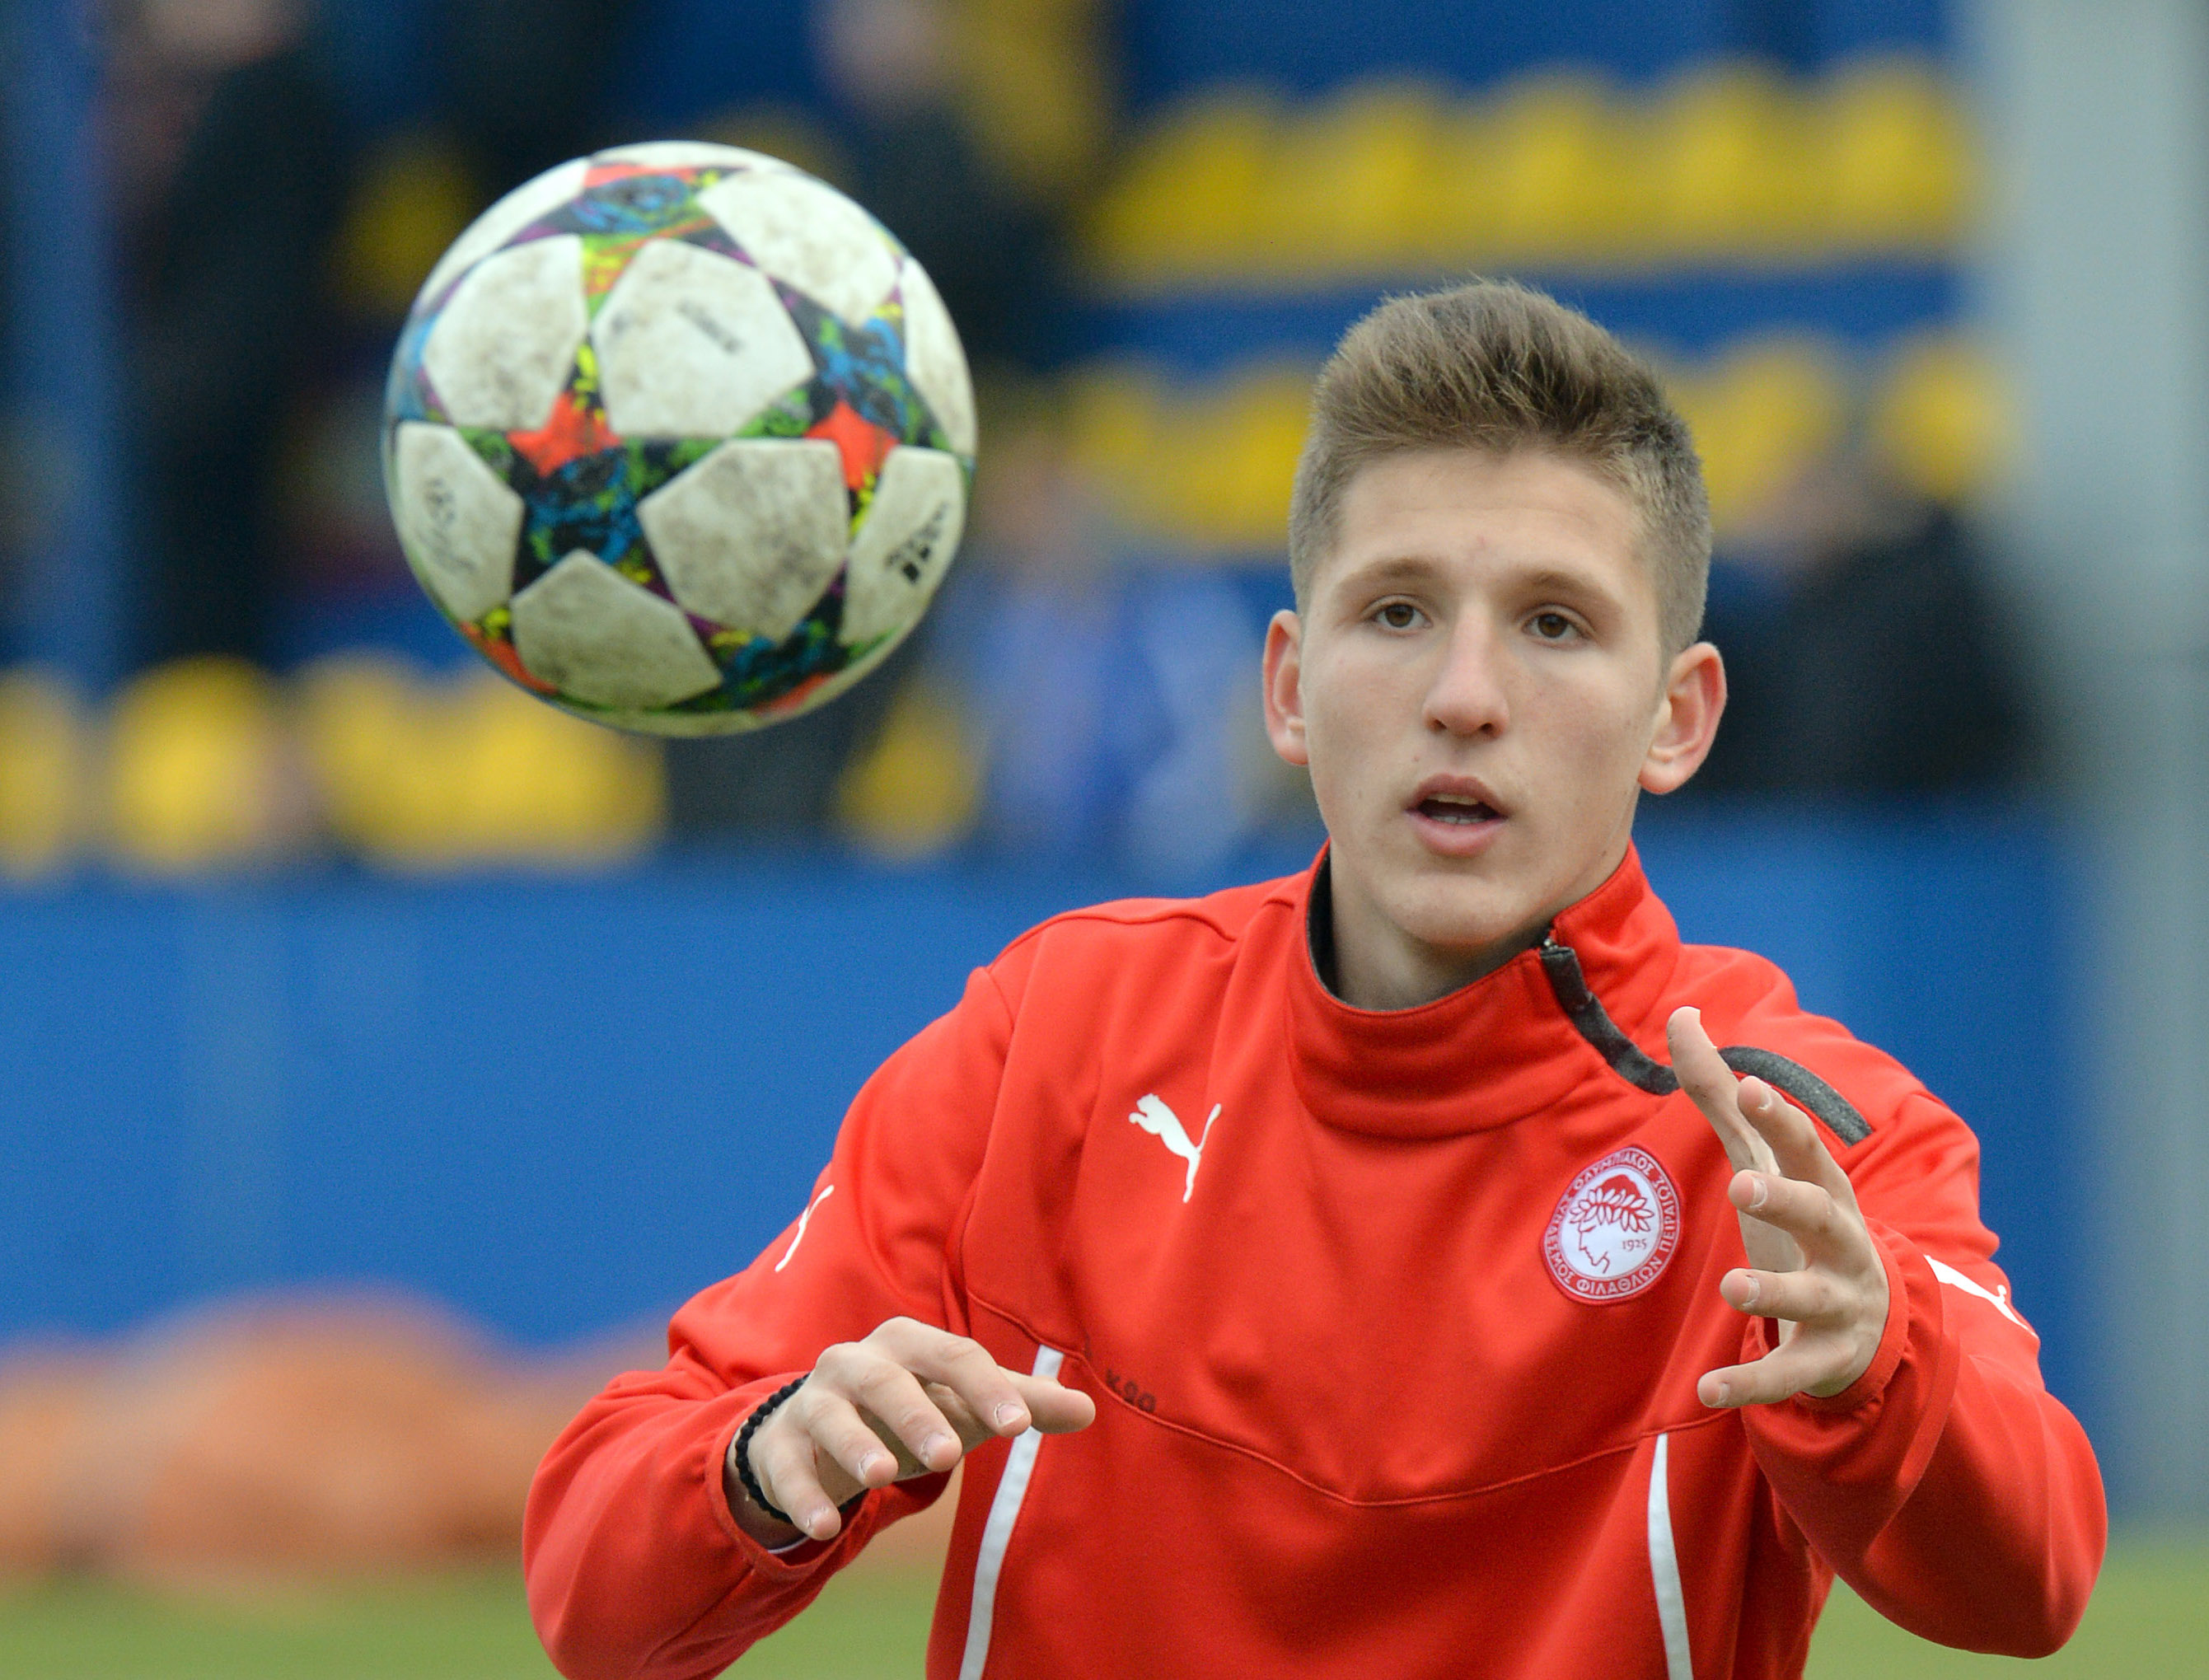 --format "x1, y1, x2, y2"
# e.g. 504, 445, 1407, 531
381, 143, 975, 736
1542, 1146, 1681, 1303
